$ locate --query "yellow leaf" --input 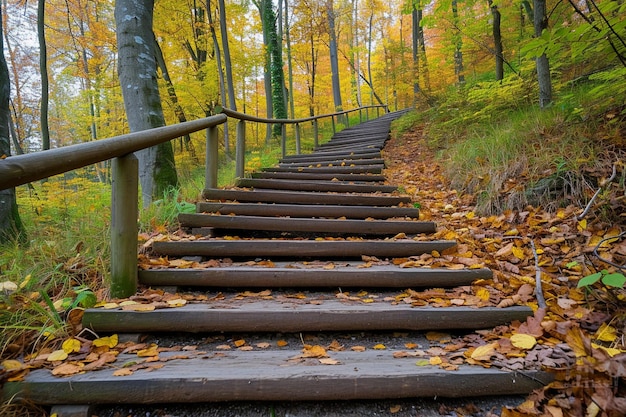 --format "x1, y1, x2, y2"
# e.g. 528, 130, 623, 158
234, 339, 246, 347
415, 359, 430, 366
301, 345, 328, 358
47, 349, 68, 362
511, 246, 525, 260
405, 343, 418, 349
429, 356, 442, 365
594, 323, 617, 343
577, 219, 587, 231
93, 334, 119, 349
137, 344, 159, 357
62, 338, 81, 354
19, 274, 32, 289
470, 343, 496, 361
2, 359, 23, 370
373, 344, 386, 350
465, 211, 475, 220
277, 340, 289, 347
591, 343, 625, 357
425, 331, 451, 343
504, 228, 519, 236
475, 287, 491, 302
510, 334, 537, 350
167, 298, 187, 307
